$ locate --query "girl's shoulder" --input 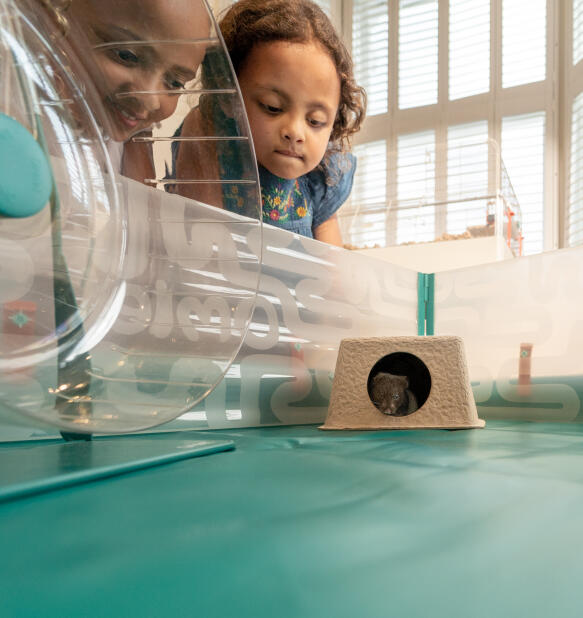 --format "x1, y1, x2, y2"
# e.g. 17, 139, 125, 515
304, 151, 357, 227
